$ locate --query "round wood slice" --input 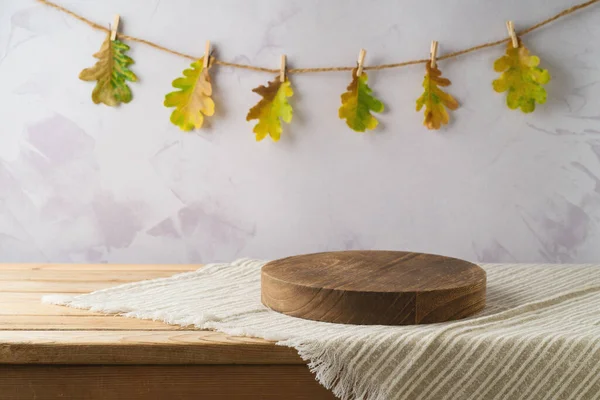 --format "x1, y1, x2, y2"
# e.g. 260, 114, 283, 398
261, 251, 486, 325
